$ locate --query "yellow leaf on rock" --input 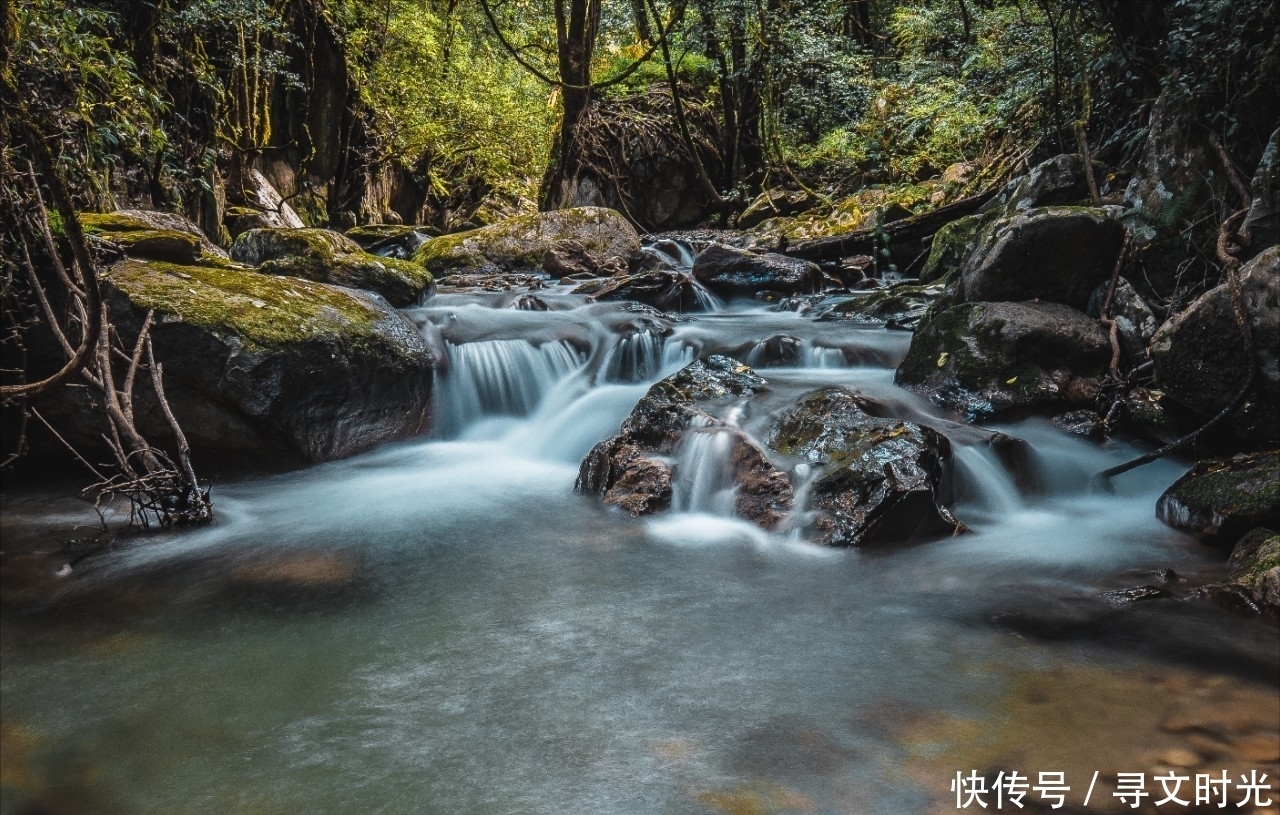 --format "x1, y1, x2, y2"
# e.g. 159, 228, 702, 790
936, 352, 949, 367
